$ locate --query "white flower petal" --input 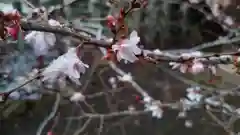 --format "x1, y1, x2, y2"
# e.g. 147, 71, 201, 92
44, 33, 56, 47
25, 19, 59, 56
170, 62, 180, 69
143, 96, 152, 103
112, 44, 120, 52
191, 61, 204, 74
187, 93, 198, 101
180, 64, 188, 73
42, 48, 88, 86
118, 46, 139, 62
25, 31, 38, 44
